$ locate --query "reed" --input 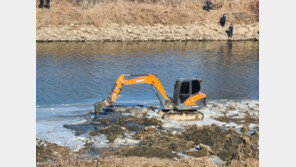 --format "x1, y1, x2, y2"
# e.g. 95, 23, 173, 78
36, 0, 258, 27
